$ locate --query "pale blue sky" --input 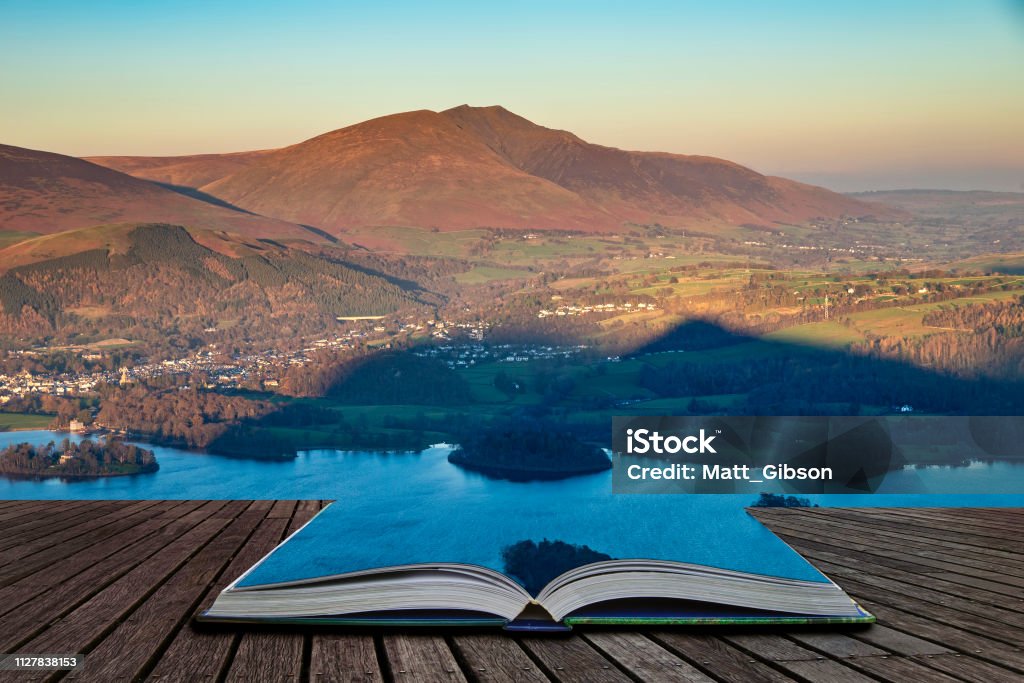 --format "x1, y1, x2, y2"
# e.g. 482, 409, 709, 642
2, 1, 1023, 190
